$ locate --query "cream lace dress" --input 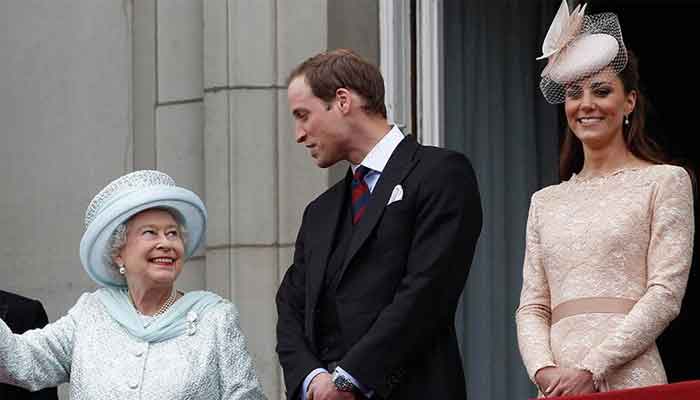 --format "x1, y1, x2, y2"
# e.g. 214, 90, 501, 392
516, 164, 694, 394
